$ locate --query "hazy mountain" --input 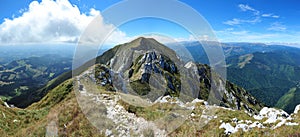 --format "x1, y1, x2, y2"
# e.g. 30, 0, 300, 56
167, 41, 298, 64
0, 54, 72, 103
0, 45, 75, 64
